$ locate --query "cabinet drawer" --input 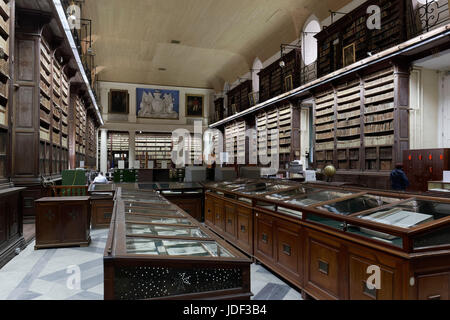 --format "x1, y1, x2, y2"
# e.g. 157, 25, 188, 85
236, 206, 252, 254
417, 273, 449, 300
213, 199, 225, 231
255, 212, 274, 261
225, 204, 236, 239
349, 255, 395, 300
205, 196, 214, 225
275, 222, 301, 278
307, 236, 341, 299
